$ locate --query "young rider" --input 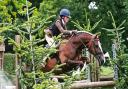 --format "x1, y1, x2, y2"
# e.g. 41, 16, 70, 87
44, 8, 75, 47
